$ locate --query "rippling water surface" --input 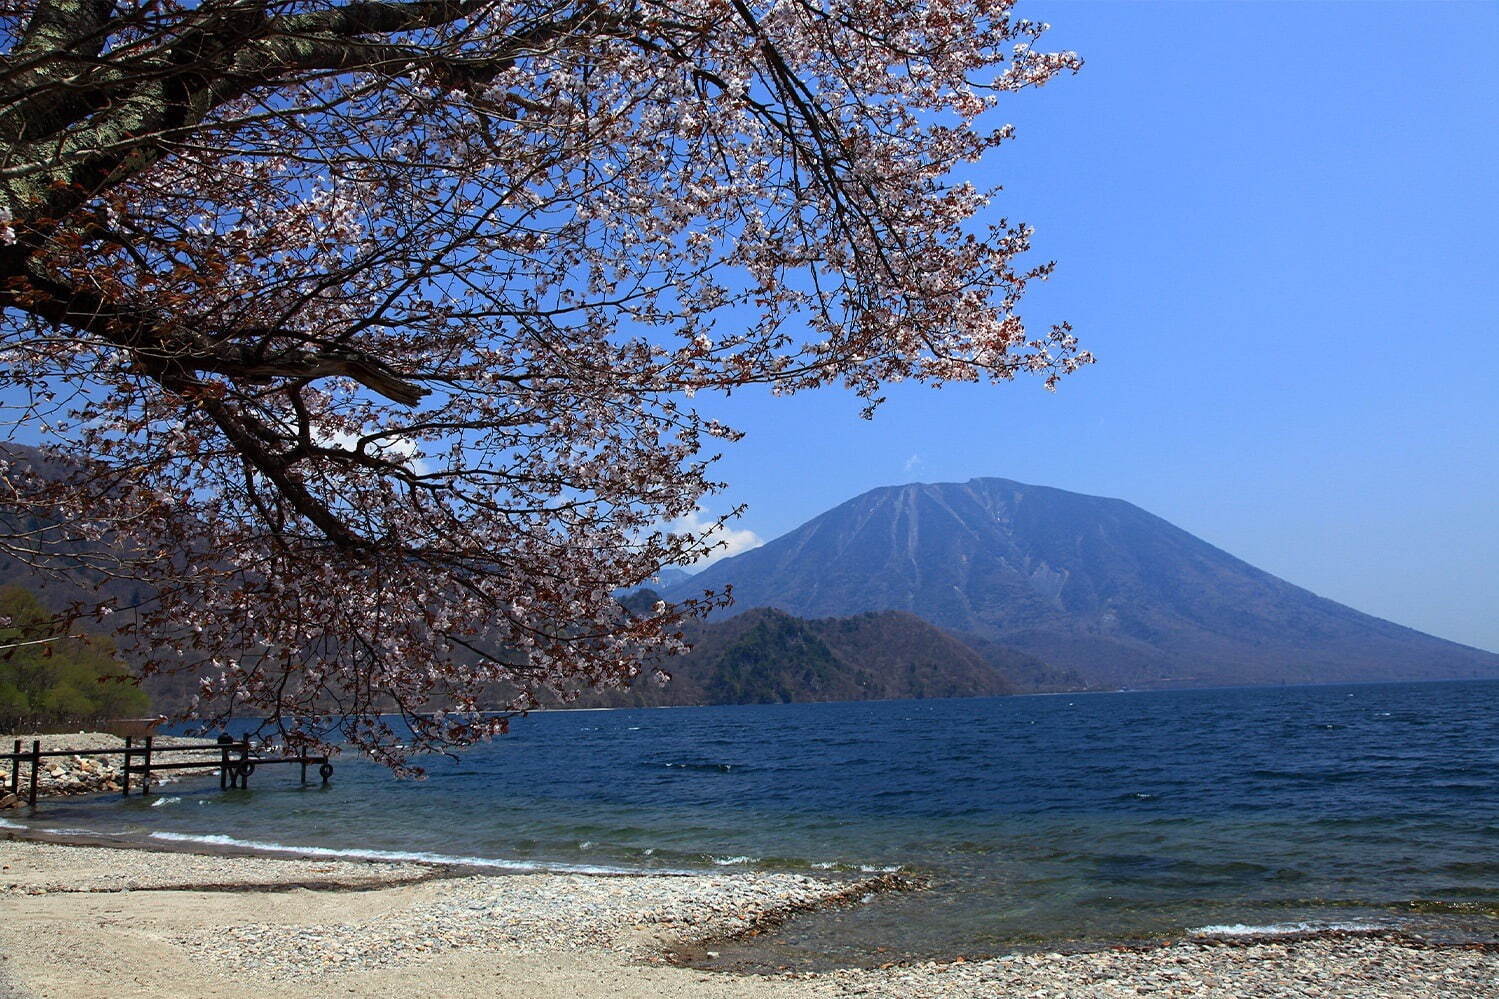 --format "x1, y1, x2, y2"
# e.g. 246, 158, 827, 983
9, 679, 1499, 964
